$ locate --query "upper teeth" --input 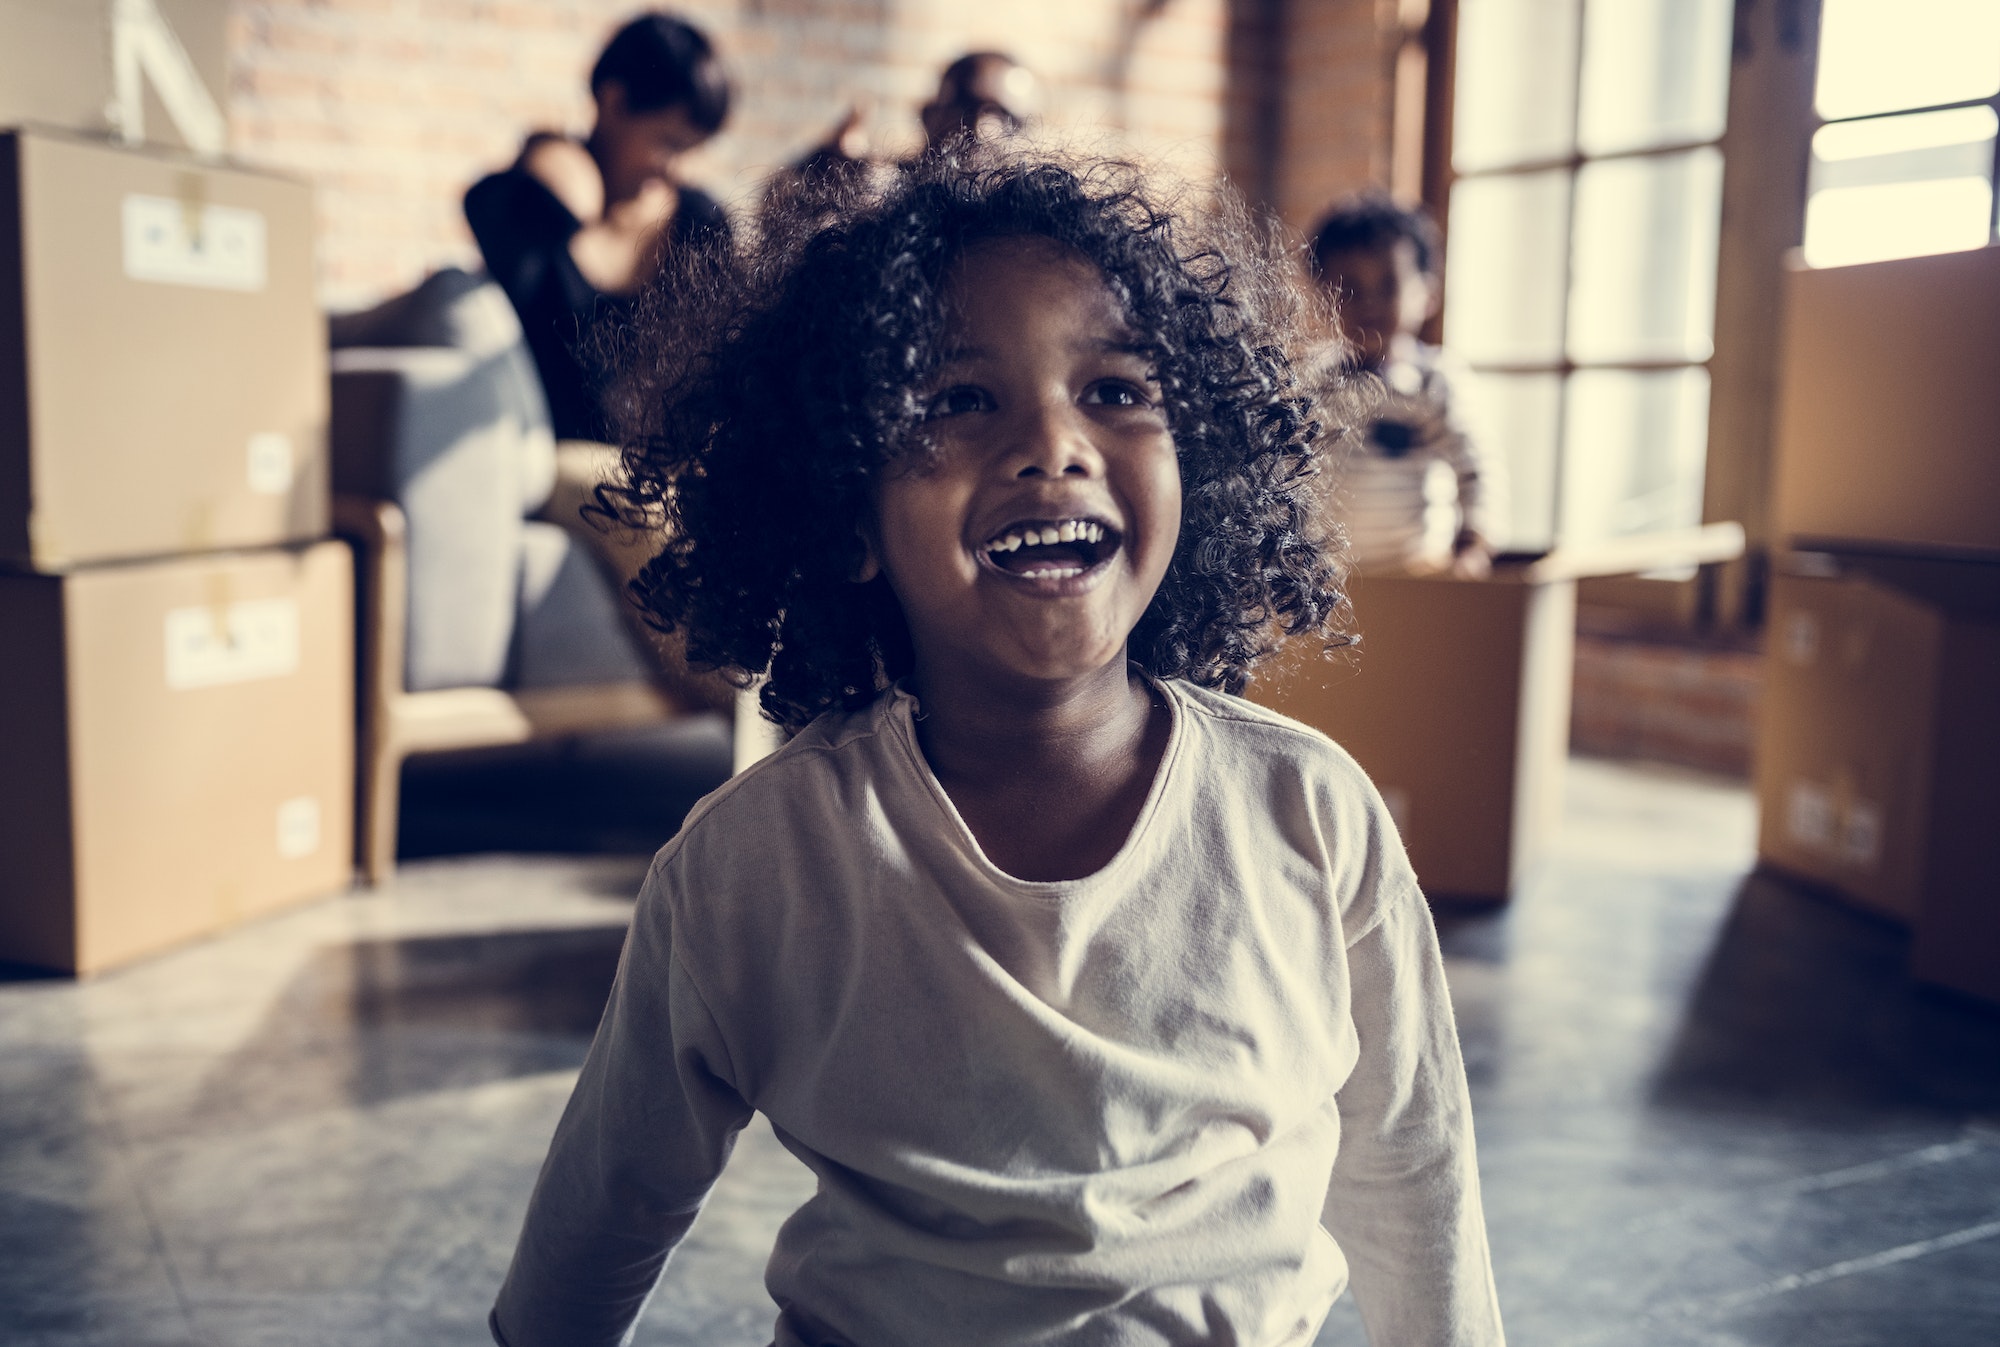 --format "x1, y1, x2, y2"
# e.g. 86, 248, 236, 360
987, 520, 1105, 553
